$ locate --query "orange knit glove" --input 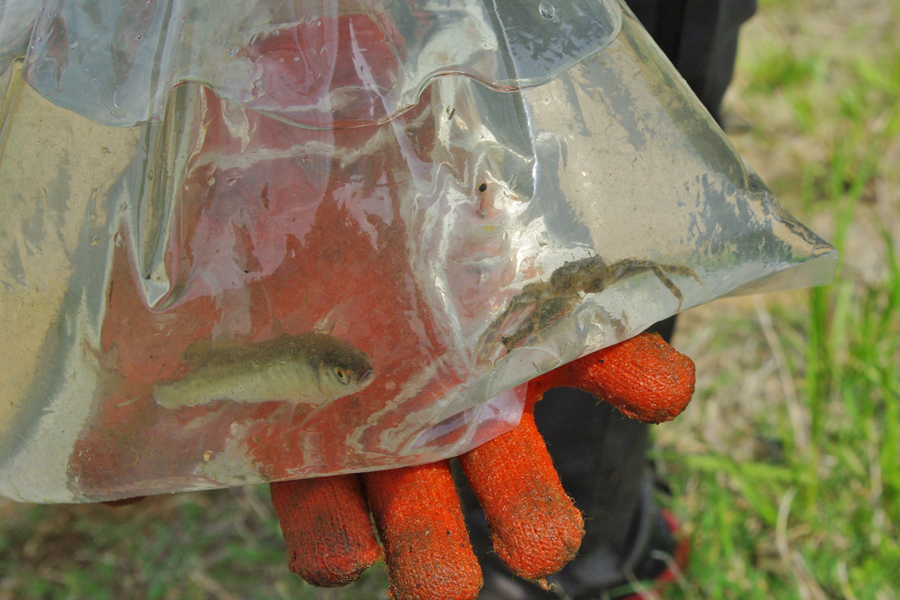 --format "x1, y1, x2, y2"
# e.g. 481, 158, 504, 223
269, 331, 695, 600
